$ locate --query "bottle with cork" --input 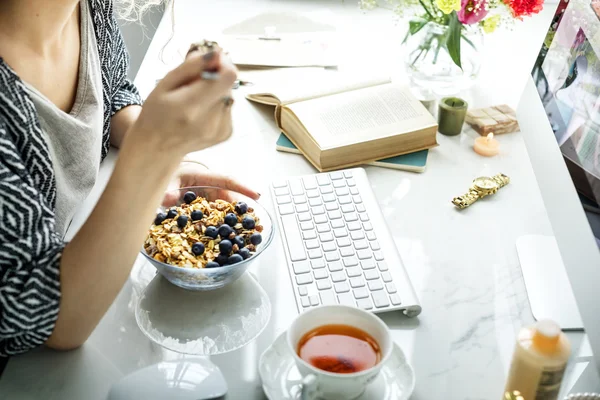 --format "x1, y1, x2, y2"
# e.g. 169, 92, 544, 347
503, 319, 571, 400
